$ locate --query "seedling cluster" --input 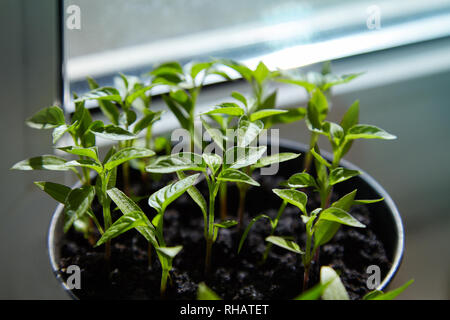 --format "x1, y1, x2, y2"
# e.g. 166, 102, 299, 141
12, 59, 409, 299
